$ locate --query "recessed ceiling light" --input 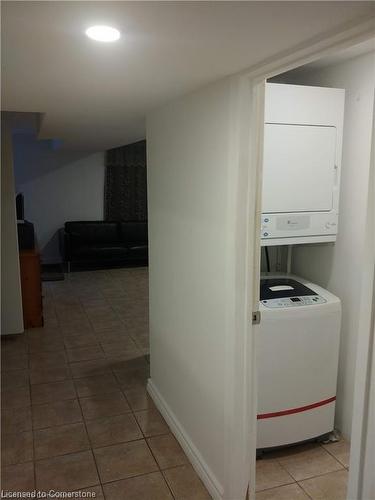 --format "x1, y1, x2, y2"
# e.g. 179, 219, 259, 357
85, 25, 120, 42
